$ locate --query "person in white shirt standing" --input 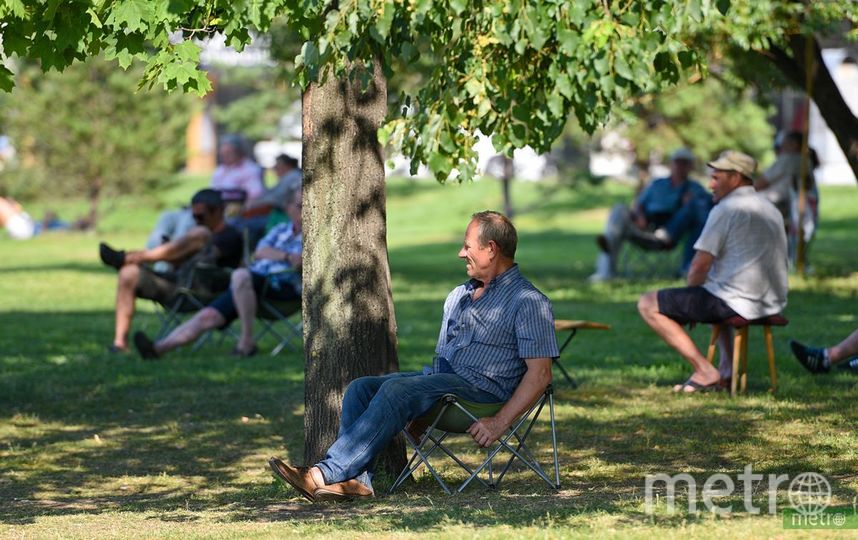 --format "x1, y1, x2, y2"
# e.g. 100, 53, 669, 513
637, 150, 788, 392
